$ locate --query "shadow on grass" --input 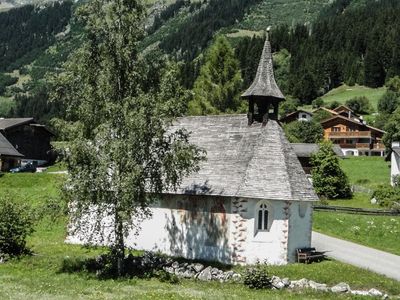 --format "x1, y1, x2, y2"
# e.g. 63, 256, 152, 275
59, 250, 234, 280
